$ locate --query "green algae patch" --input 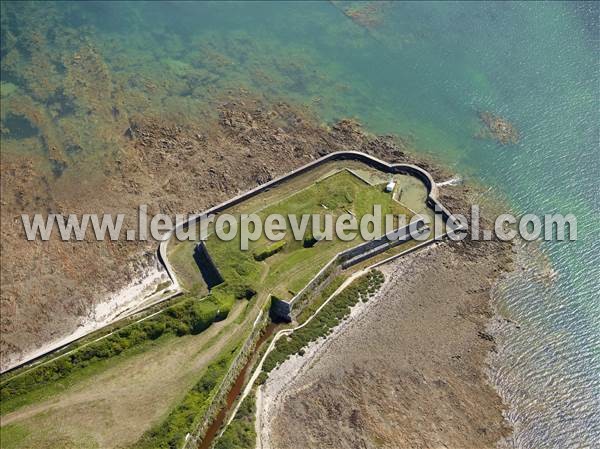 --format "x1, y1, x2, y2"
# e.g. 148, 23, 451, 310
0, 82, 18, 98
